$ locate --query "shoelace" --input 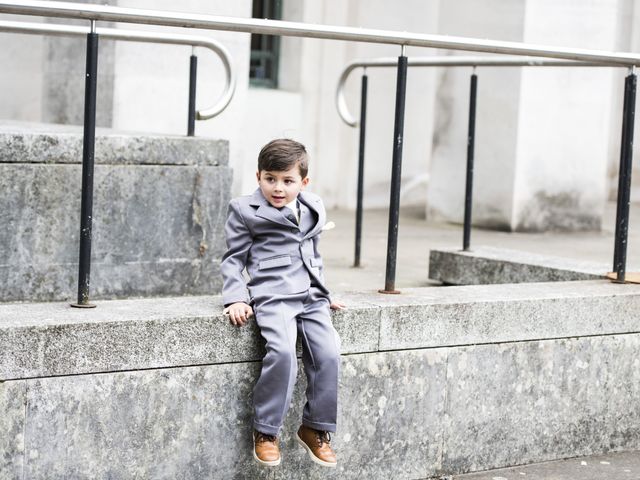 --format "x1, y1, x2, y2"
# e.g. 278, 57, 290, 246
256, 432, 277, 444
316, 431, 331, 447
